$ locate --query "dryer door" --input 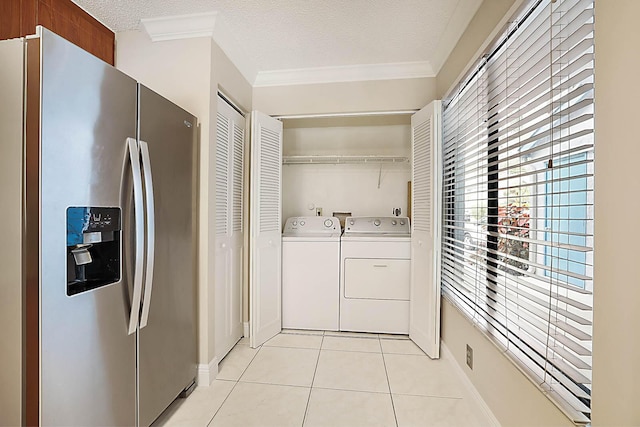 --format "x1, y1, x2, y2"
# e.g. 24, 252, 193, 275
344, 259, 410, 300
